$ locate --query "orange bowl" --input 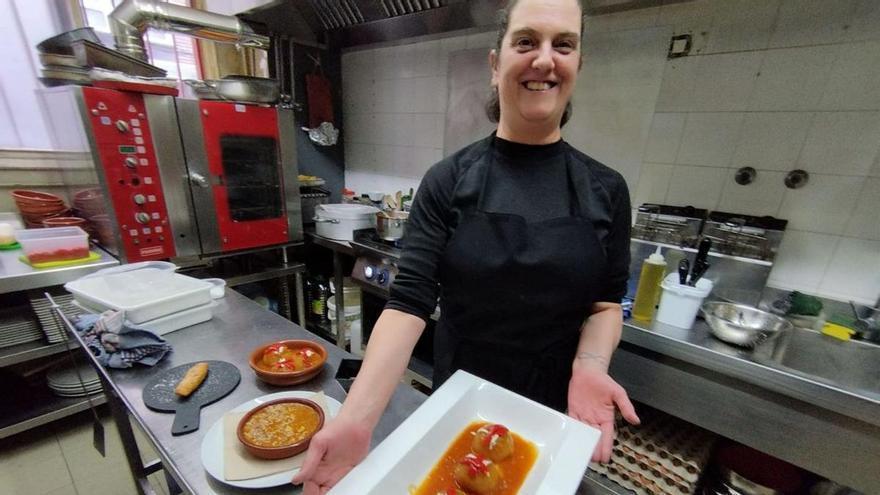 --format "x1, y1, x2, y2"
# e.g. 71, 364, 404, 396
248, 339, 327, 386
237, 398, 324, 460
12, 189, 64, 206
